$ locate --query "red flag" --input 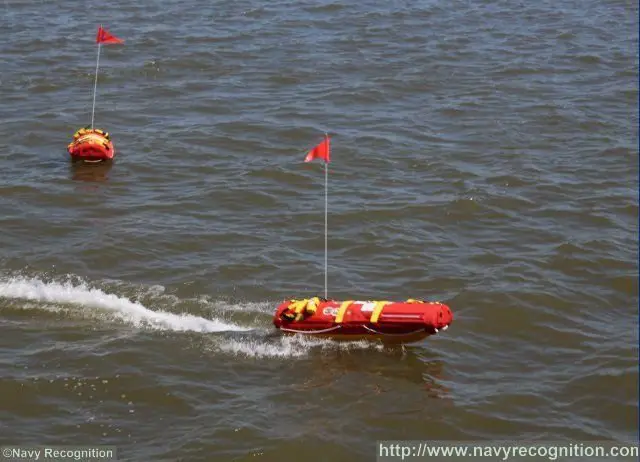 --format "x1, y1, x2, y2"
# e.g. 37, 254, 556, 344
304, 135, 330, 163
96, 26, 124, 45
